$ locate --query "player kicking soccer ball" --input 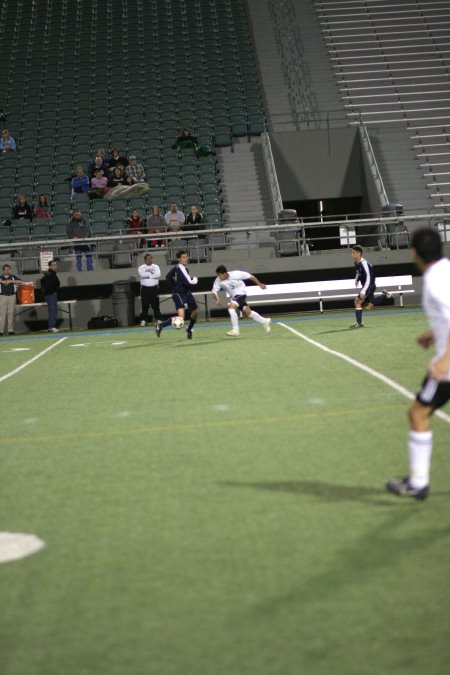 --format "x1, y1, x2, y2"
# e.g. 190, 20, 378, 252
212, 265, 271, 336
155, 250, 198, 339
